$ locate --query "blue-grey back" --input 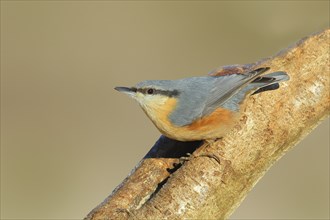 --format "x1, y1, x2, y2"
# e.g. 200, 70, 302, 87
136, 70, 289, 127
